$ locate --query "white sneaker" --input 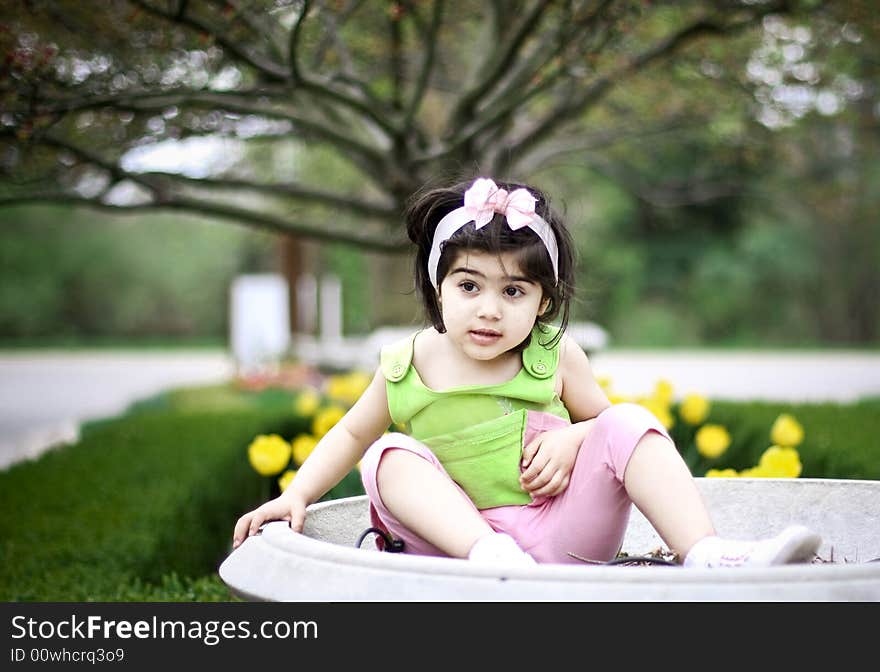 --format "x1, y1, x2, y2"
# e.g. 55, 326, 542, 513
468, 532, 537, 566
684, 525, 821, 568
